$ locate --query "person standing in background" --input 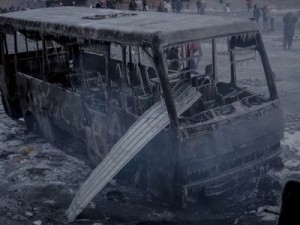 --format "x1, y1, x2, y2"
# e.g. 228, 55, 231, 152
142, 0, 148, 11
225, 0, 231, 12
246, 0, 252, 12
262, 5, 270, 32
200, 0, 206, 15
269, 7, 276, 32
283, 12, 298, 50
129, 0, 137, 10
253, 5, 261, 23
196, 0, 201, 14
176, 0, 183, 13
